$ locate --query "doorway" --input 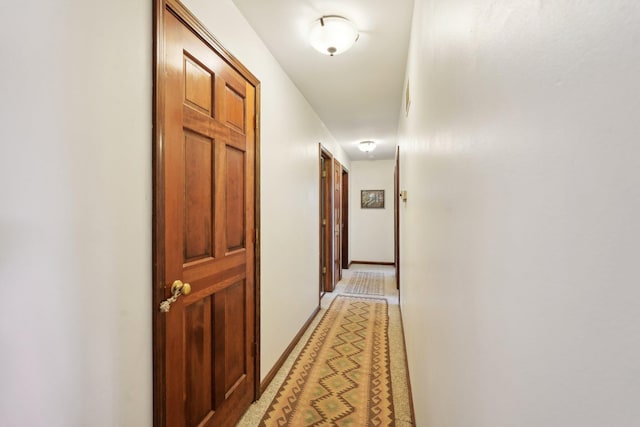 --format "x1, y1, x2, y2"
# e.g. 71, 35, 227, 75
333, 158, 342, 286
394, 146, 400, 289
341, 167, 349, 270
319, 145, 333, 295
